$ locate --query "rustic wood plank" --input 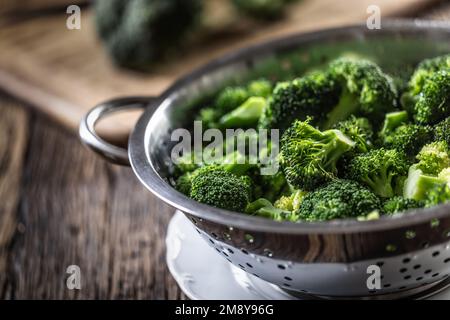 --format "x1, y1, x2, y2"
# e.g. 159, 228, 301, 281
0, 95, 29, 299
0, 0, 436, 140
1, 107, 184, 299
